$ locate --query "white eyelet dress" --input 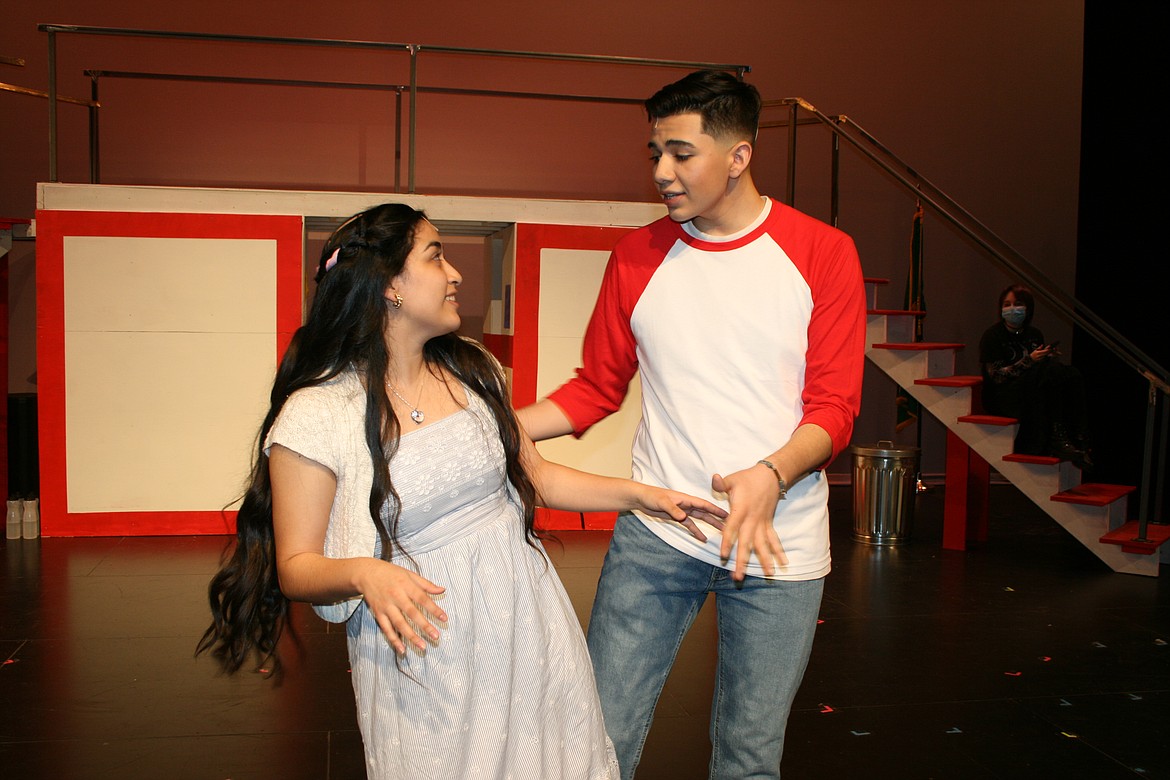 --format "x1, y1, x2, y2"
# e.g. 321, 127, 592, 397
266, 371, 618, 780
